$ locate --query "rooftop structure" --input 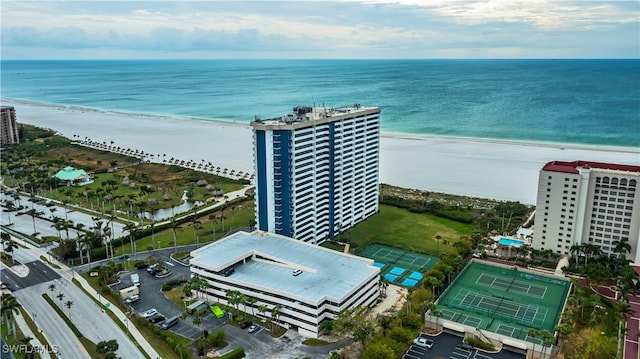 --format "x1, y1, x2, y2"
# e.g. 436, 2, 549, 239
54, 166, 91, 184
190, 231, 380, 337
251, 104, 381, 244
533, 160, 640, 262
